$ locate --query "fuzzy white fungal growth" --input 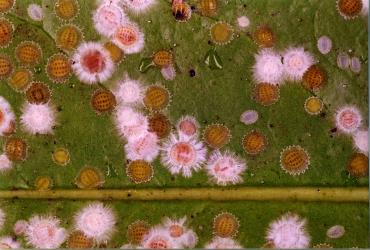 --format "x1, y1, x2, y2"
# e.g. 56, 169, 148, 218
20, 103, 56, 135
176, 115, 199, 139
125, 132, 159, 162
93, 3, 126, 37
0, 208, 5, 230
206, 150, 247, 186
335, 105, 362, 134
72, 42, 114, 84
361, 0, 369, 16
252, 49, 284, 85
0, 236, 21, 249
240, 110, 258, 125
25, 215, 67, 249
113, 75, 144, 106
115, 106, 149, 140
161, 65, 177, 81
112, 22, 145, 54
74, 202, 116, 244
120, 243, 142, 249
204, 236, 243, 249
266, 213, 310, 249
0, 96, 16, 136
122, 0, 157, 14
14, 220, 29, 236
353, 129, 368, 154
161, 133, 207, 177
0, 153, 12, 173
141, 227, 181, 249
237, 16, 250, 28
27, 4, 43, 21
162, 216, 198, 248
282, 47, 315, 81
